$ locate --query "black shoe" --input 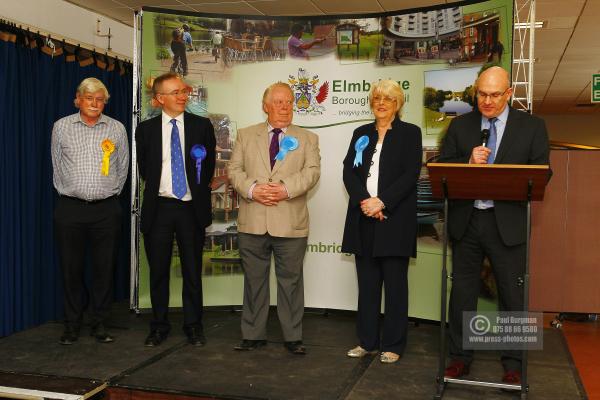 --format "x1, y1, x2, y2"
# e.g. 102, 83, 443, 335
284, 340, 306, 355
90, 324, 114, 343
234, 339, 267, 351
186, 327, 206, 347
145, 330, 167, 347
59, 328, 79, 345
